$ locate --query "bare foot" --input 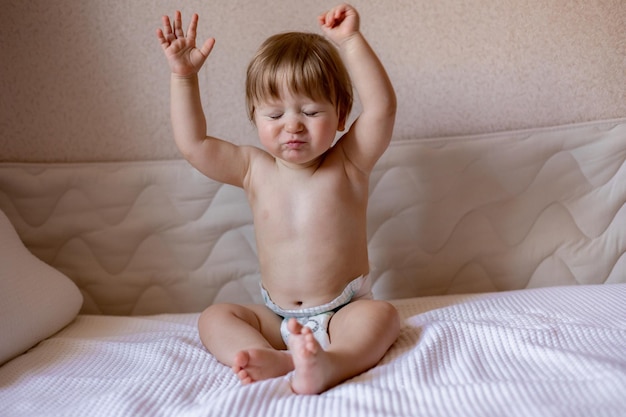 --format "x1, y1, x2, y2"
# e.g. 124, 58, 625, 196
232, 348, 293, 384
287, 318, 336, 395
